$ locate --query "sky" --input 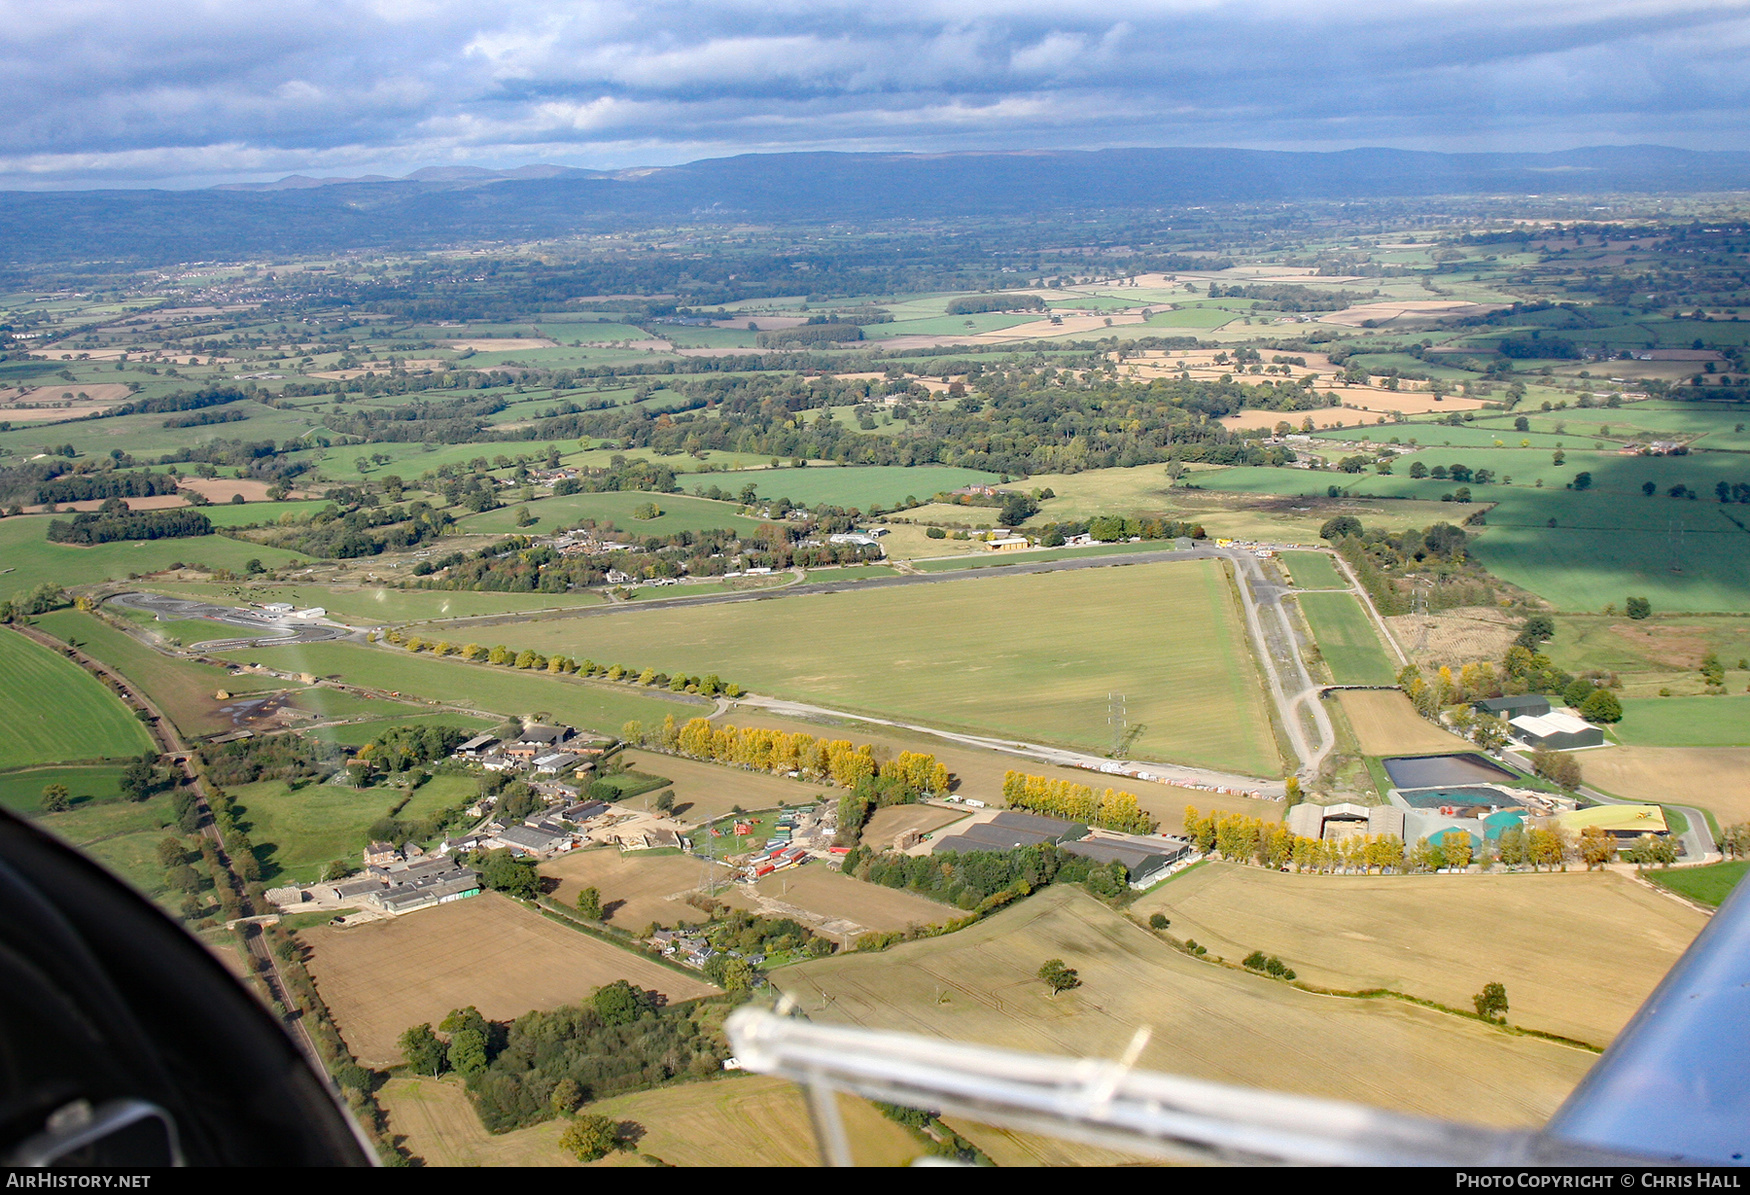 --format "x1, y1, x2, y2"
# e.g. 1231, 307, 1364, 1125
2, 0, 1748, 189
